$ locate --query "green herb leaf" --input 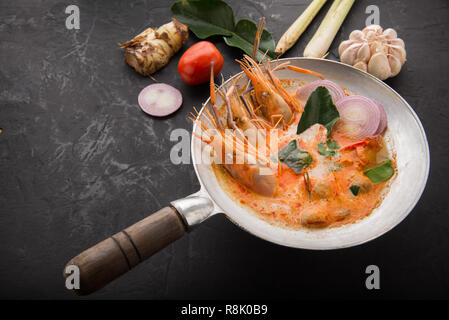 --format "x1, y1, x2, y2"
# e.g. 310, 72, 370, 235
278, 139, 313, 174
171, 0, 235, 38
171, 0, 275, 59
327, 140, 340, 150
317, 142, 327, 156
284, 149, 314, 174
364, 160, 394, 183
349, 185, 360, 196
317, 140, 340, 158
278, 139, 298, 161
296, 86, 340, 136
223, 19, 275, 61
332, 163, 343, 172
